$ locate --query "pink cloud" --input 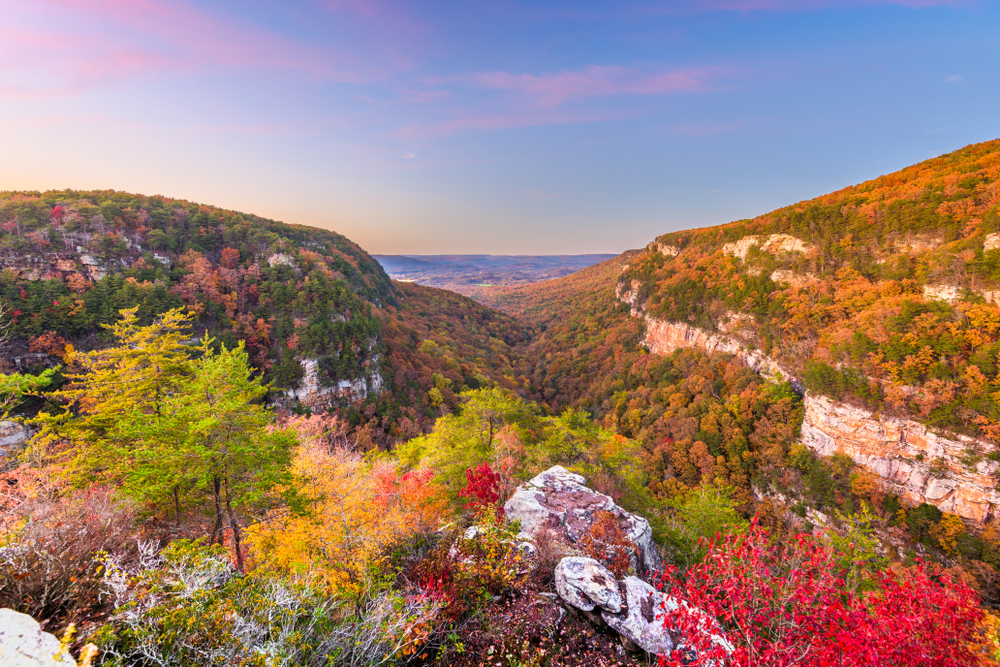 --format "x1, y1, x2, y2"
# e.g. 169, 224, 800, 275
465, 64, 733, 107
0, 0, 386, 99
